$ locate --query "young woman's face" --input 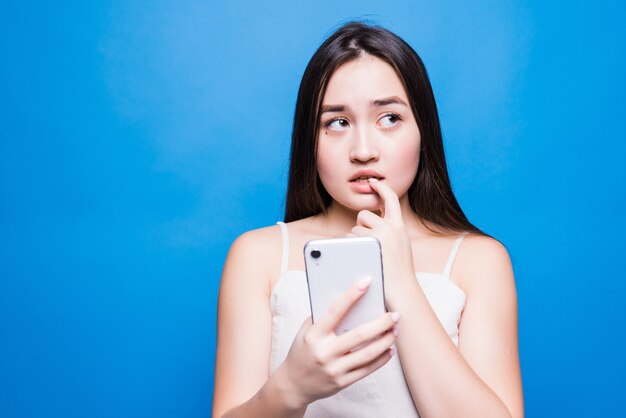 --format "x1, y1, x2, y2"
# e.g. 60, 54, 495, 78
317, 54, 421, 213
